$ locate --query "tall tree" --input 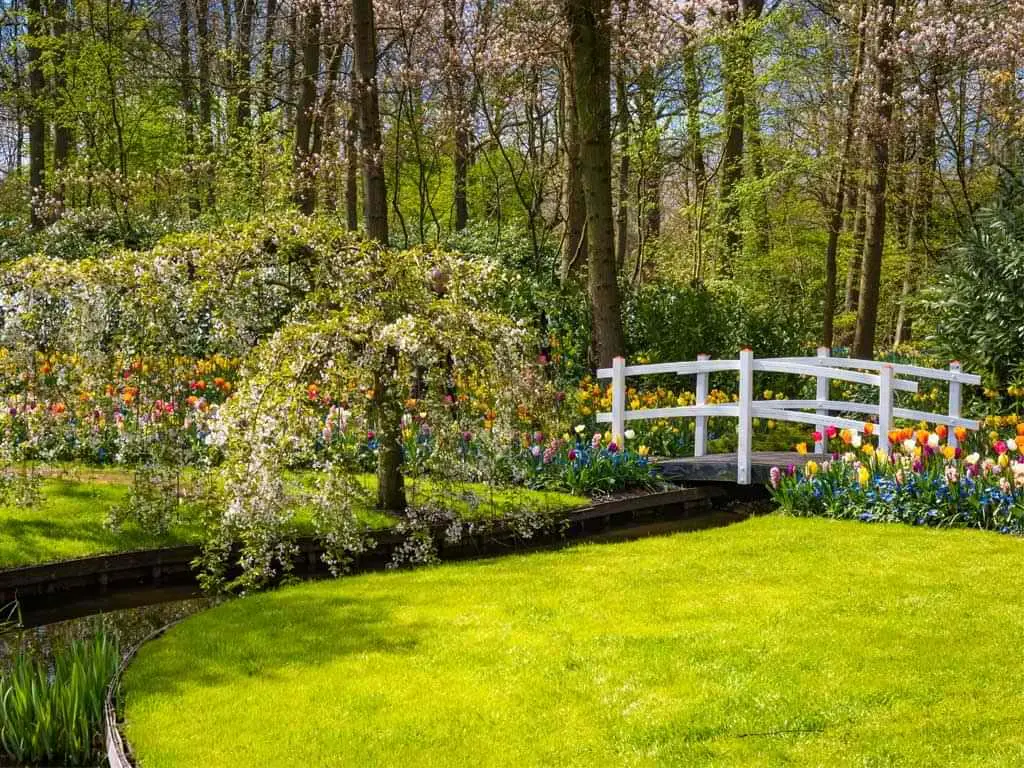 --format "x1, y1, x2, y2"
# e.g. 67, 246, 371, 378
560, 46, 587, 283
292, 2, 320, 214
51, 0, 72, 214
26, 0, 45, 229
352, 0, 402, 512
566, 0, 625, 368
853, 0, 897, 358
822, 0, 868, 348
